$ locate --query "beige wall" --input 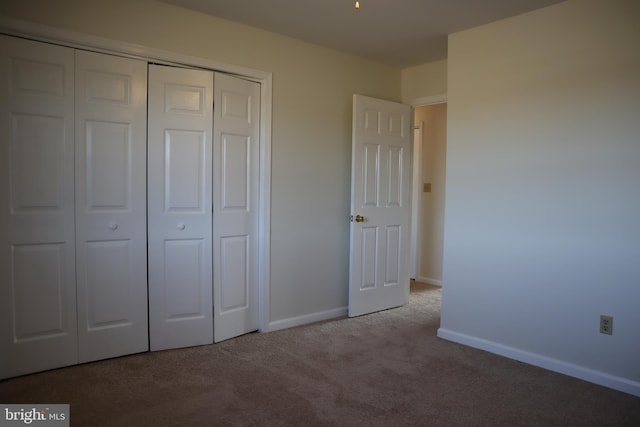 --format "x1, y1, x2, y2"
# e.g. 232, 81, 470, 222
414, 104, 447, 284
0, 0, 402, 323
401, 59, 447, 103
441, 0, 640, 394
